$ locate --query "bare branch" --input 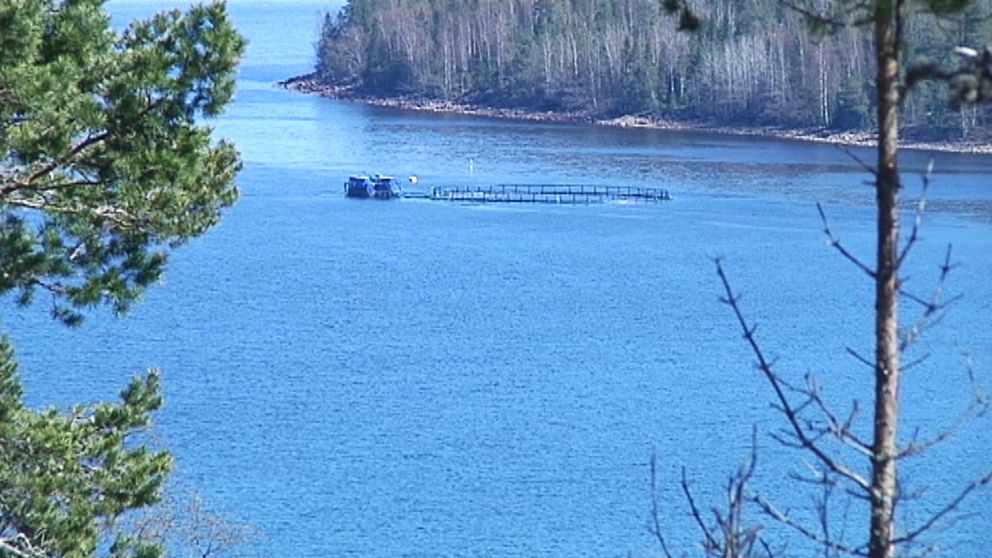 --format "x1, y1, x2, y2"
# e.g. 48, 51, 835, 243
900, 245, 961, 352
901, 353, 931, 372
816, 474, 833, 558
123, 488, 255, 558
897, 402, 979, 460
803, 377, 872, 457
897, 159, 933, 270
770, 430, 804, 450
715, 259, 871, 493
821, 168, 956, 333
899, 308, 950, 353
816, 203, 876, 280
710, 426, 764, 558
892, 470, 992, 546
649, 452, 676, 558
897, 353, 989, 460
759, 537, 774, 558
754, 495, 869, 556
899, 289, 960, 317
845, 347, 874, 370
681, 466, 721, 553
841, 147, 879, 178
